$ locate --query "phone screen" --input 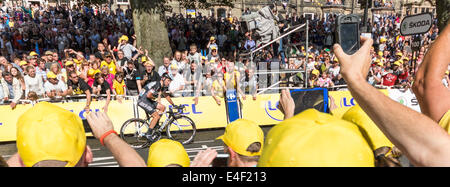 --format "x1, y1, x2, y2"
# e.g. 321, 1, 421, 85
290, 88, 328, 115
212, 154, 228, 167
340, 23, 359, 54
